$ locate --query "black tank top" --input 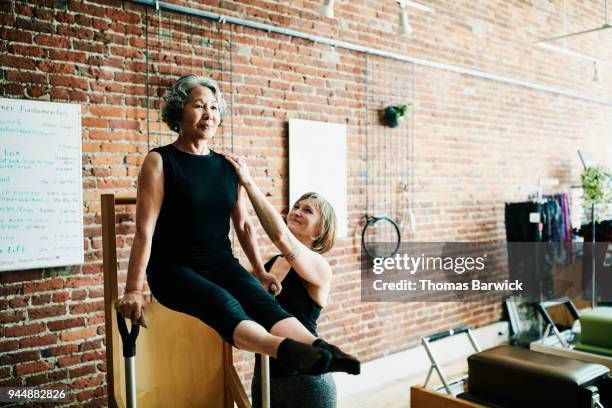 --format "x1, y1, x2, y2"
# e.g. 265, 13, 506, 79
265, 255, 322, 336
149, 144, 238, 266
263, 255, 323, 377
